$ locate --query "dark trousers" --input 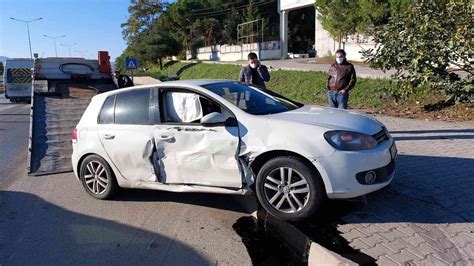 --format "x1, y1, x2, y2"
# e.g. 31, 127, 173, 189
327, 91, 349, 109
